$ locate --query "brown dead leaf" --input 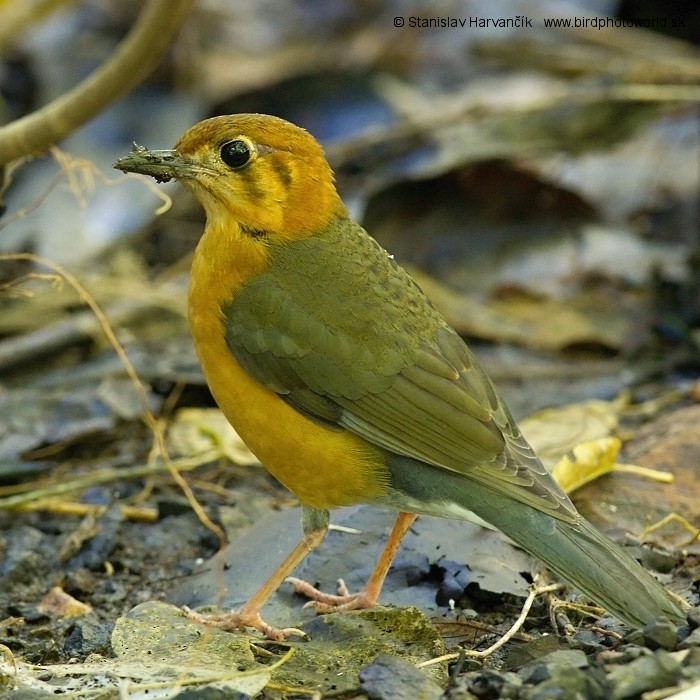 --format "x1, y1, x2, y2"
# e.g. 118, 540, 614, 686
37, 587, 91, 619
574, 404, 700, 550
520, 397, 625, 469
